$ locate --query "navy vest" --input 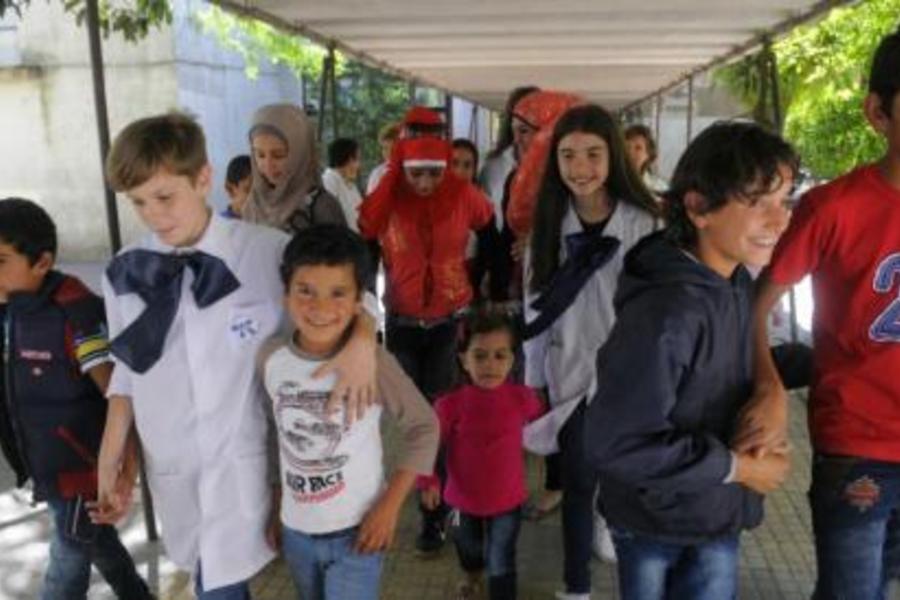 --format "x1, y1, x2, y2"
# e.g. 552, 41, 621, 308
2, 272, 107, 500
